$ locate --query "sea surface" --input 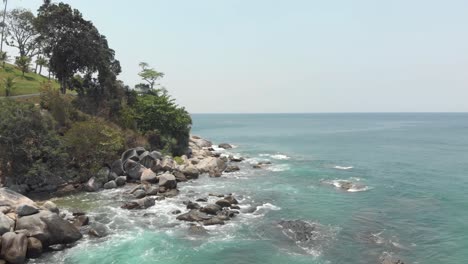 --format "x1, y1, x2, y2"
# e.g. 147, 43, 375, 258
32, 113, 468, 264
